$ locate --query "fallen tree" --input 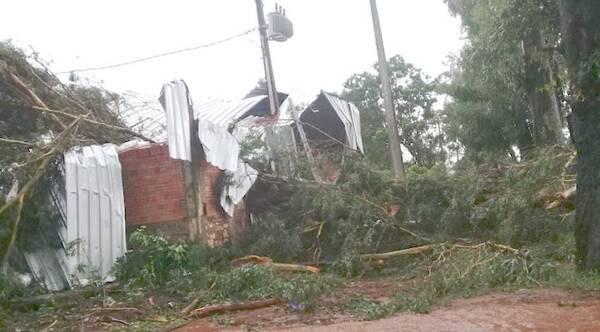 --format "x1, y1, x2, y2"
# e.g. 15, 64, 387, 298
0, 42, 152, 276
